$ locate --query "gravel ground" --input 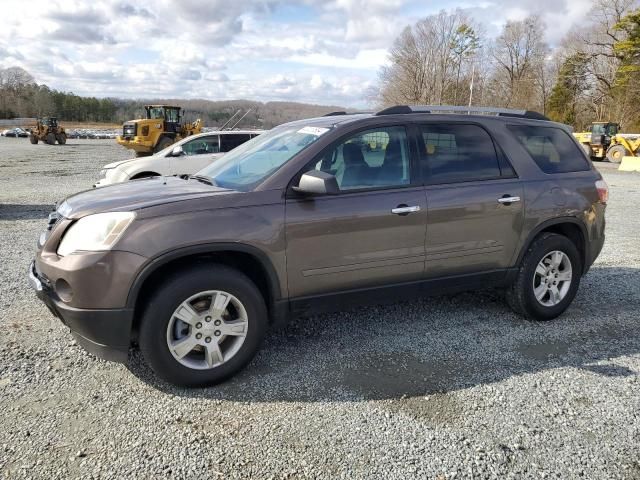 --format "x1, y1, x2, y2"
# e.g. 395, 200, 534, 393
0, 137, 639, 479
